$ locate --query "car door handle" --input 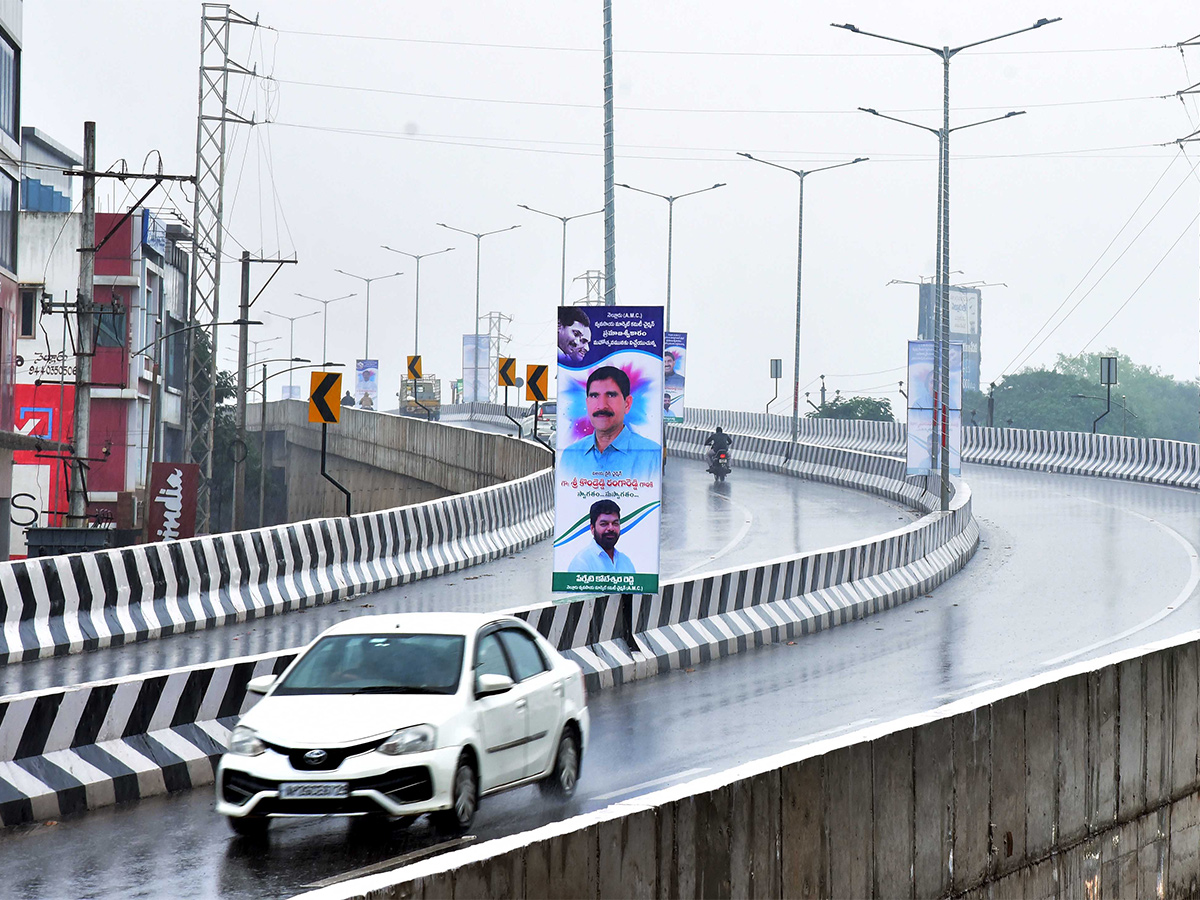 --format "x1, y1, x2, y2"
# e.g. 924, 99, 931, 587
515, 699, 527, 709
